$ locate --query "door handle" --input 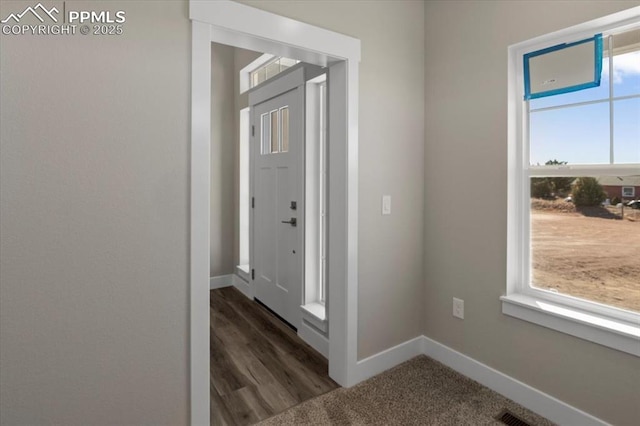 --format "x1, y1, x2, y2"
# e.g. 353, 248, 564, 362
281, 218, 297, 227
